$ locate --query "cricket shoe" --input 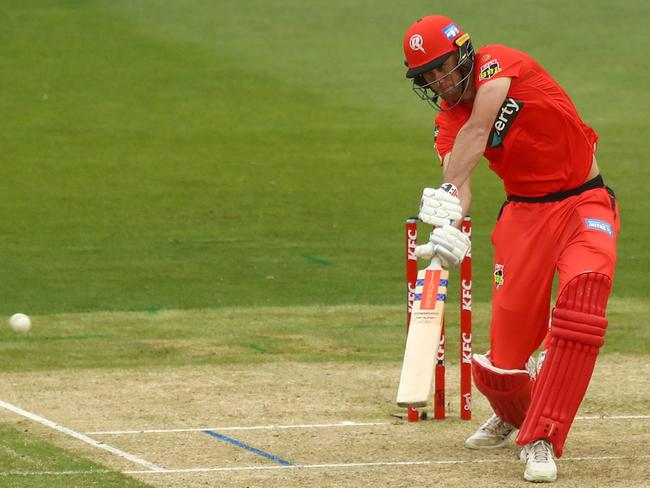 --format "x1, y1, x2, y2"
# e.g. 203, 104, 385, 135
519, 439, 557, 482
464, 414, 516, 449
